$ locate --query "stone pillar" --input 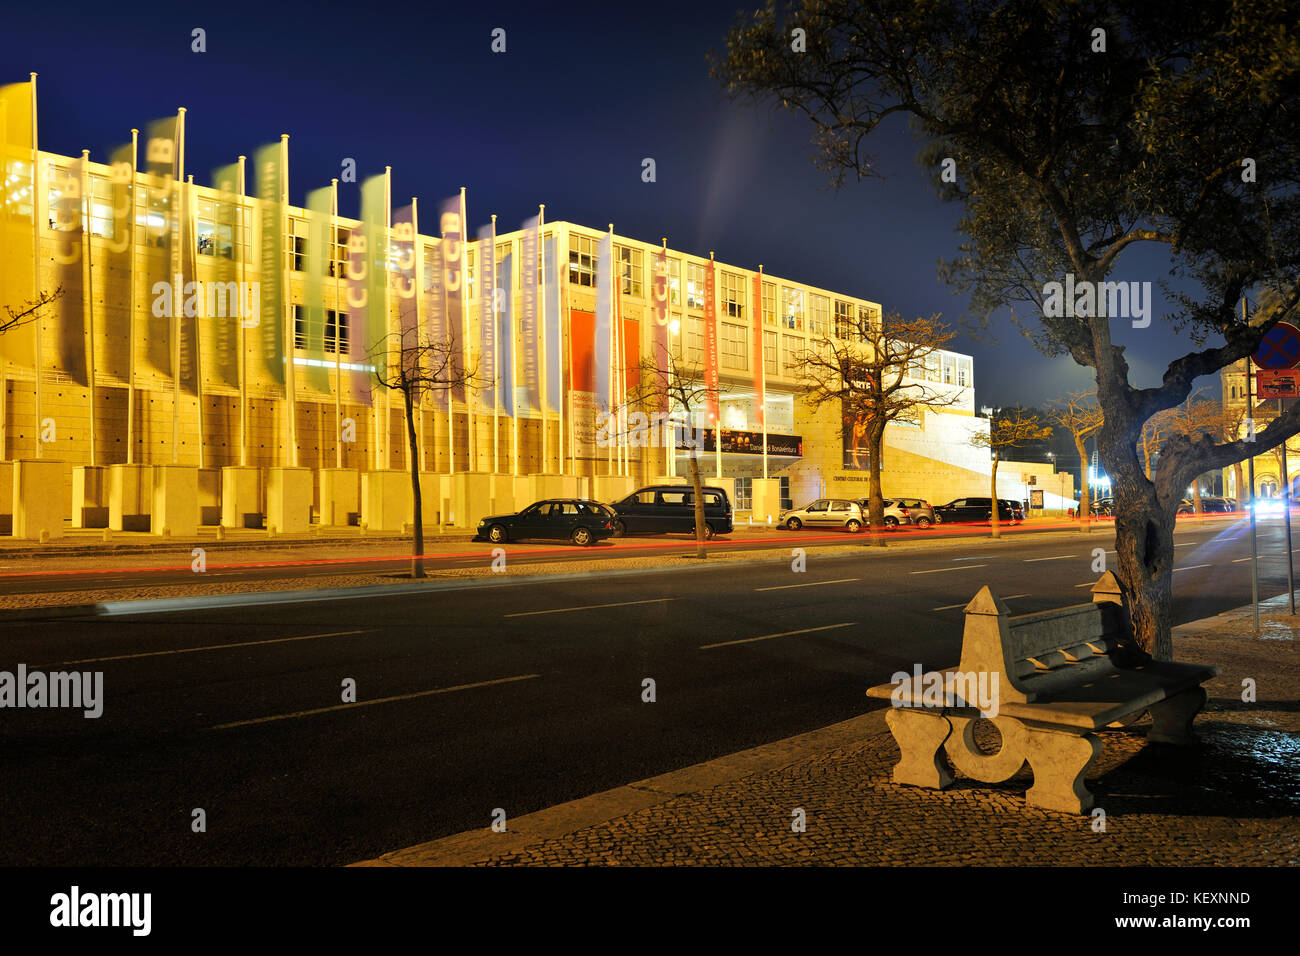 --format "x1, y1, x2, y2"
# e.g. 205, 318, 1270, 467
750, 478, 782, 525
319, 468, 360, 527
450, 472, 492, 528
152, 465, 199, 537
0, 461, 12, 534
72, 465, 109, 528
221, 466, 263, 529
361, 470, 411, 532
650, 474, 688, 486
703, 476, 735, 511
416, 472, 440, 527
490, 473, 518, 516
13, 459, 67, 539
267, 467, 313, 534
108, 462, 152, 532
198, 468, 222, 525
